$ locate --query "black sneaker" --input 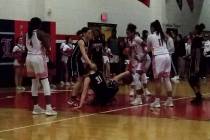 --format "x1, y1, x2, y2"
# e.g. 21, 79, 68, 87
191, 97, 203, 106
